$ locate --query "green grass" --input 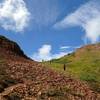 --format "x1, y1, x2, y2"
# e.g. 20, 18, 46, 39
43, 44, 100, 92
